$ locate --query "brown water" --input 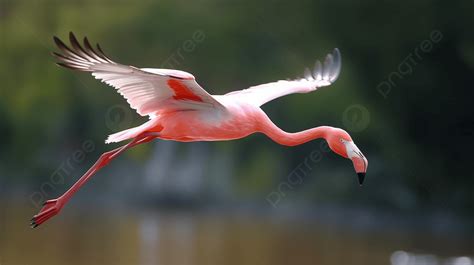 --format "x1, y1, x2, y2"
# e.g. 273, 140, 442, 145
1, 203, 472, 265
